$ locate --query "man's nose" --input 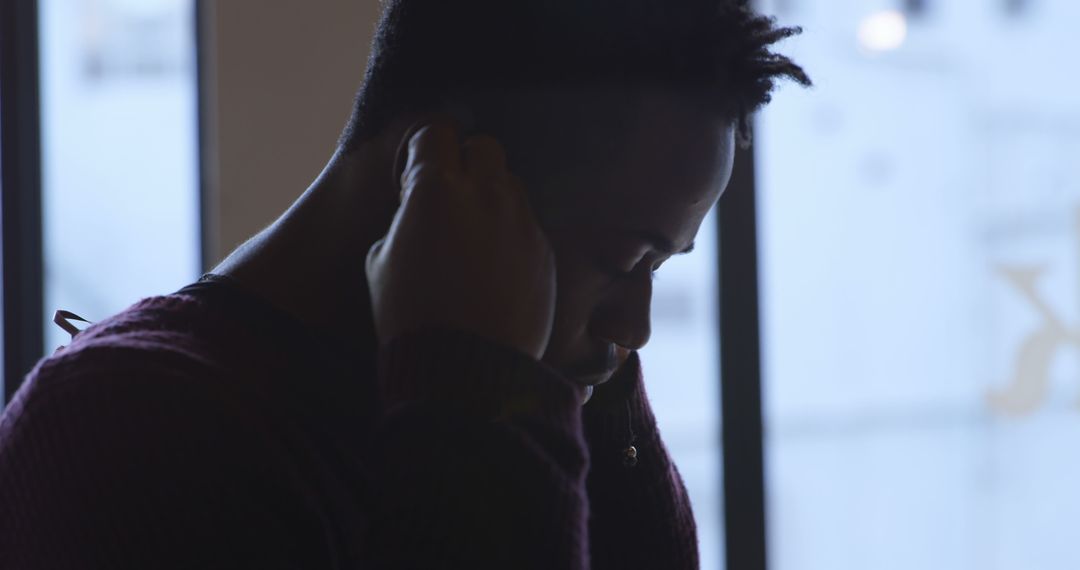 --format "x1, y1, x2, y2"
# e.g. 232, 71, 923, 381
592, 277, 653, 352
